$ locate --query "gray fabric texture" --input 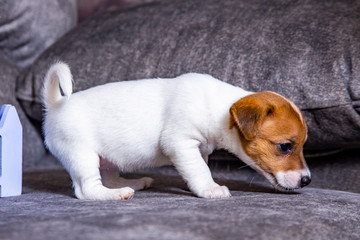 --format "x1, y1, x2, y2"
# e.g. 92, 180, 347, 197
16, 0, 360, 151
0, 0, 77, 71
0, 166, 359, 240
